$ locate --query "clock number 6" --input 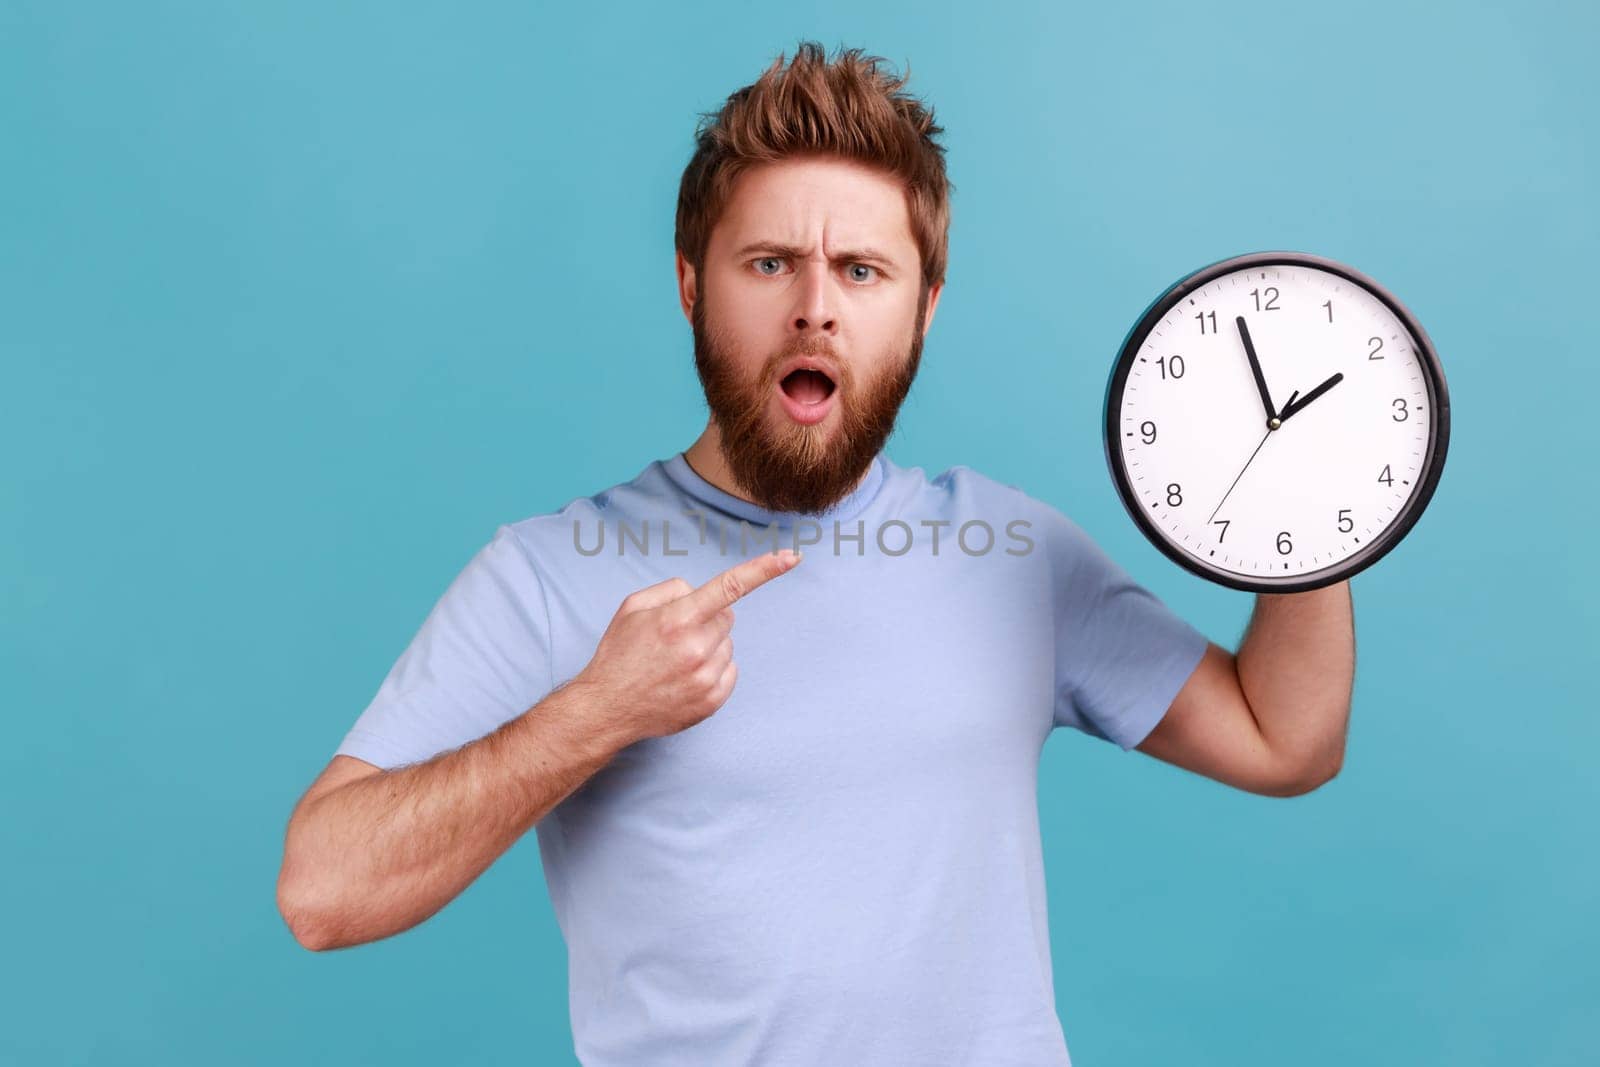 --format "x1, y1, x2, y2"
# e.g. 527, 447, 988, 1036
1276, 531, 1293, 556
